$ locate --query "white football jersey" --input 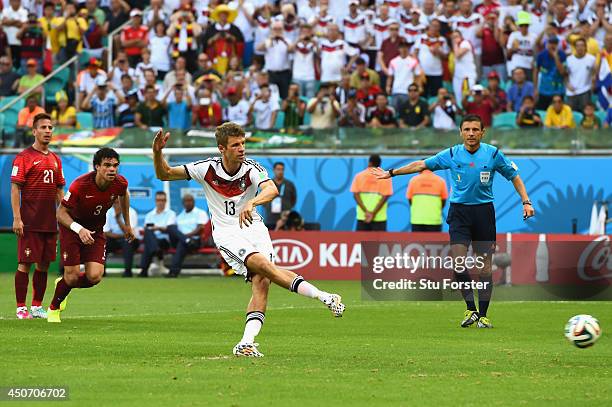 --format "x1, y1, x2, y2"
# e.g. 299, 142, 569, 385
184, 158, 270, 230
